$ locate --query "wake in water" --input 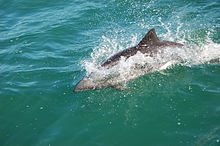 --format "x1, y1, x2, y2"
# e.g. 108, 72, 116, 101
76, 17, 220, 91
81, 31, 219, 85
